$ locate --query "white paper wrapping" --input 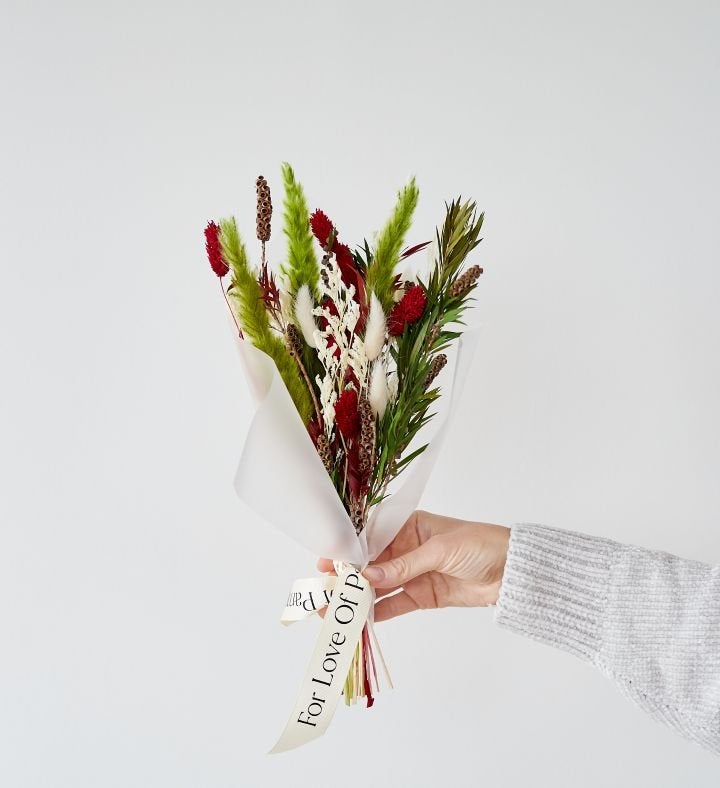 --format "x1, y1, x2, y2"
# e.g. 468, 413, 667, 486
230, 324, 478, 750
233, 330, 478, 565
